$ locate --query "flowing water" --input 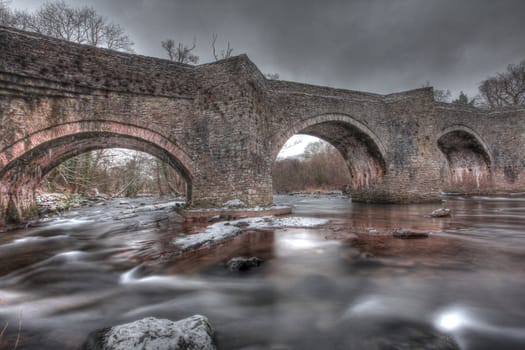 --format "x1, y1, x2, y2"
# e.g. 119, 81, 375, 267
0, 195, 525, 349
